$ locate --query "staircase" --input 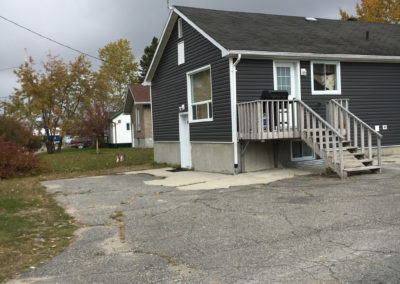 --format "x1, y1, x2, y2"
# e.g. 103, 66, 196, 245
237, 98, 383, 178
297, 99, 382, 178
